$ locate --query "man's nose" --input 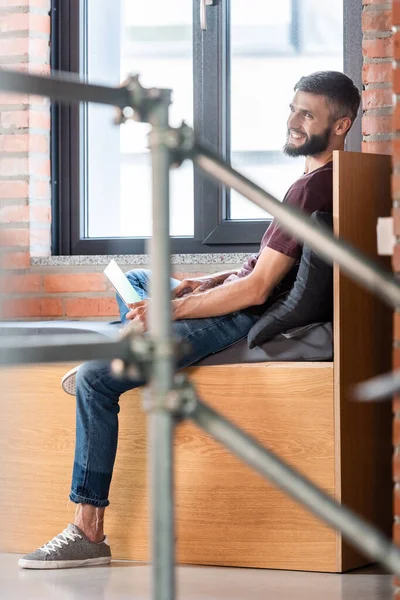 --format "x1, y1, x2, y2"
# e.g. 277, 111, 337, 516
287, 113, 300, 130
